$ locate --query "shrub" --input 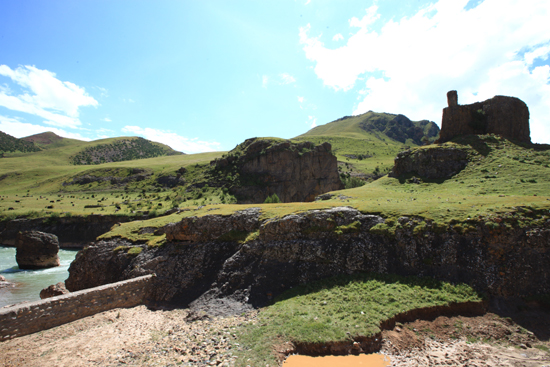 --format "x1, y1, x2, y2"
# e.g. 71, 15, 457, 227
264, 193, 281, 203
